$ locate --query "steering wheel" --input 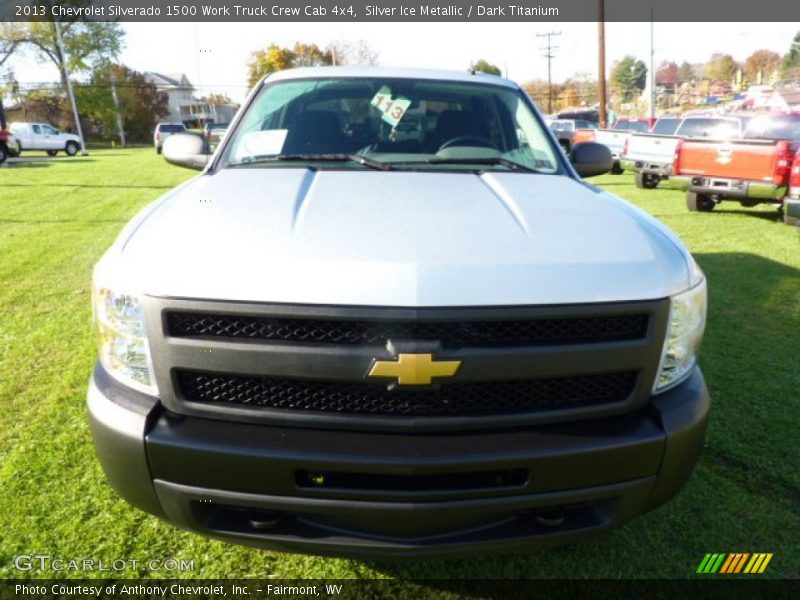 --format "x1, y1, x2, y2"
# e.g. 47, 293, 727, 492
437, 135, 500, 152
